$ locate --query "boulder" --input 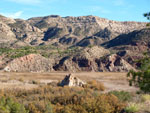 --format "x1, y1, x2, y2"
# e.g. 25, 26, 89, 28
59, 74, 86, 87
